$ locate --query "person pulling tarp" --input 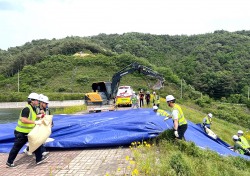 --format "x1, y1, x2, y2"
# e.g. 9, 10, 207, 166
202, 113, 217, 139
152, 105, 169, 119
230, 135, 250, 156
237, 130, 250, 149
